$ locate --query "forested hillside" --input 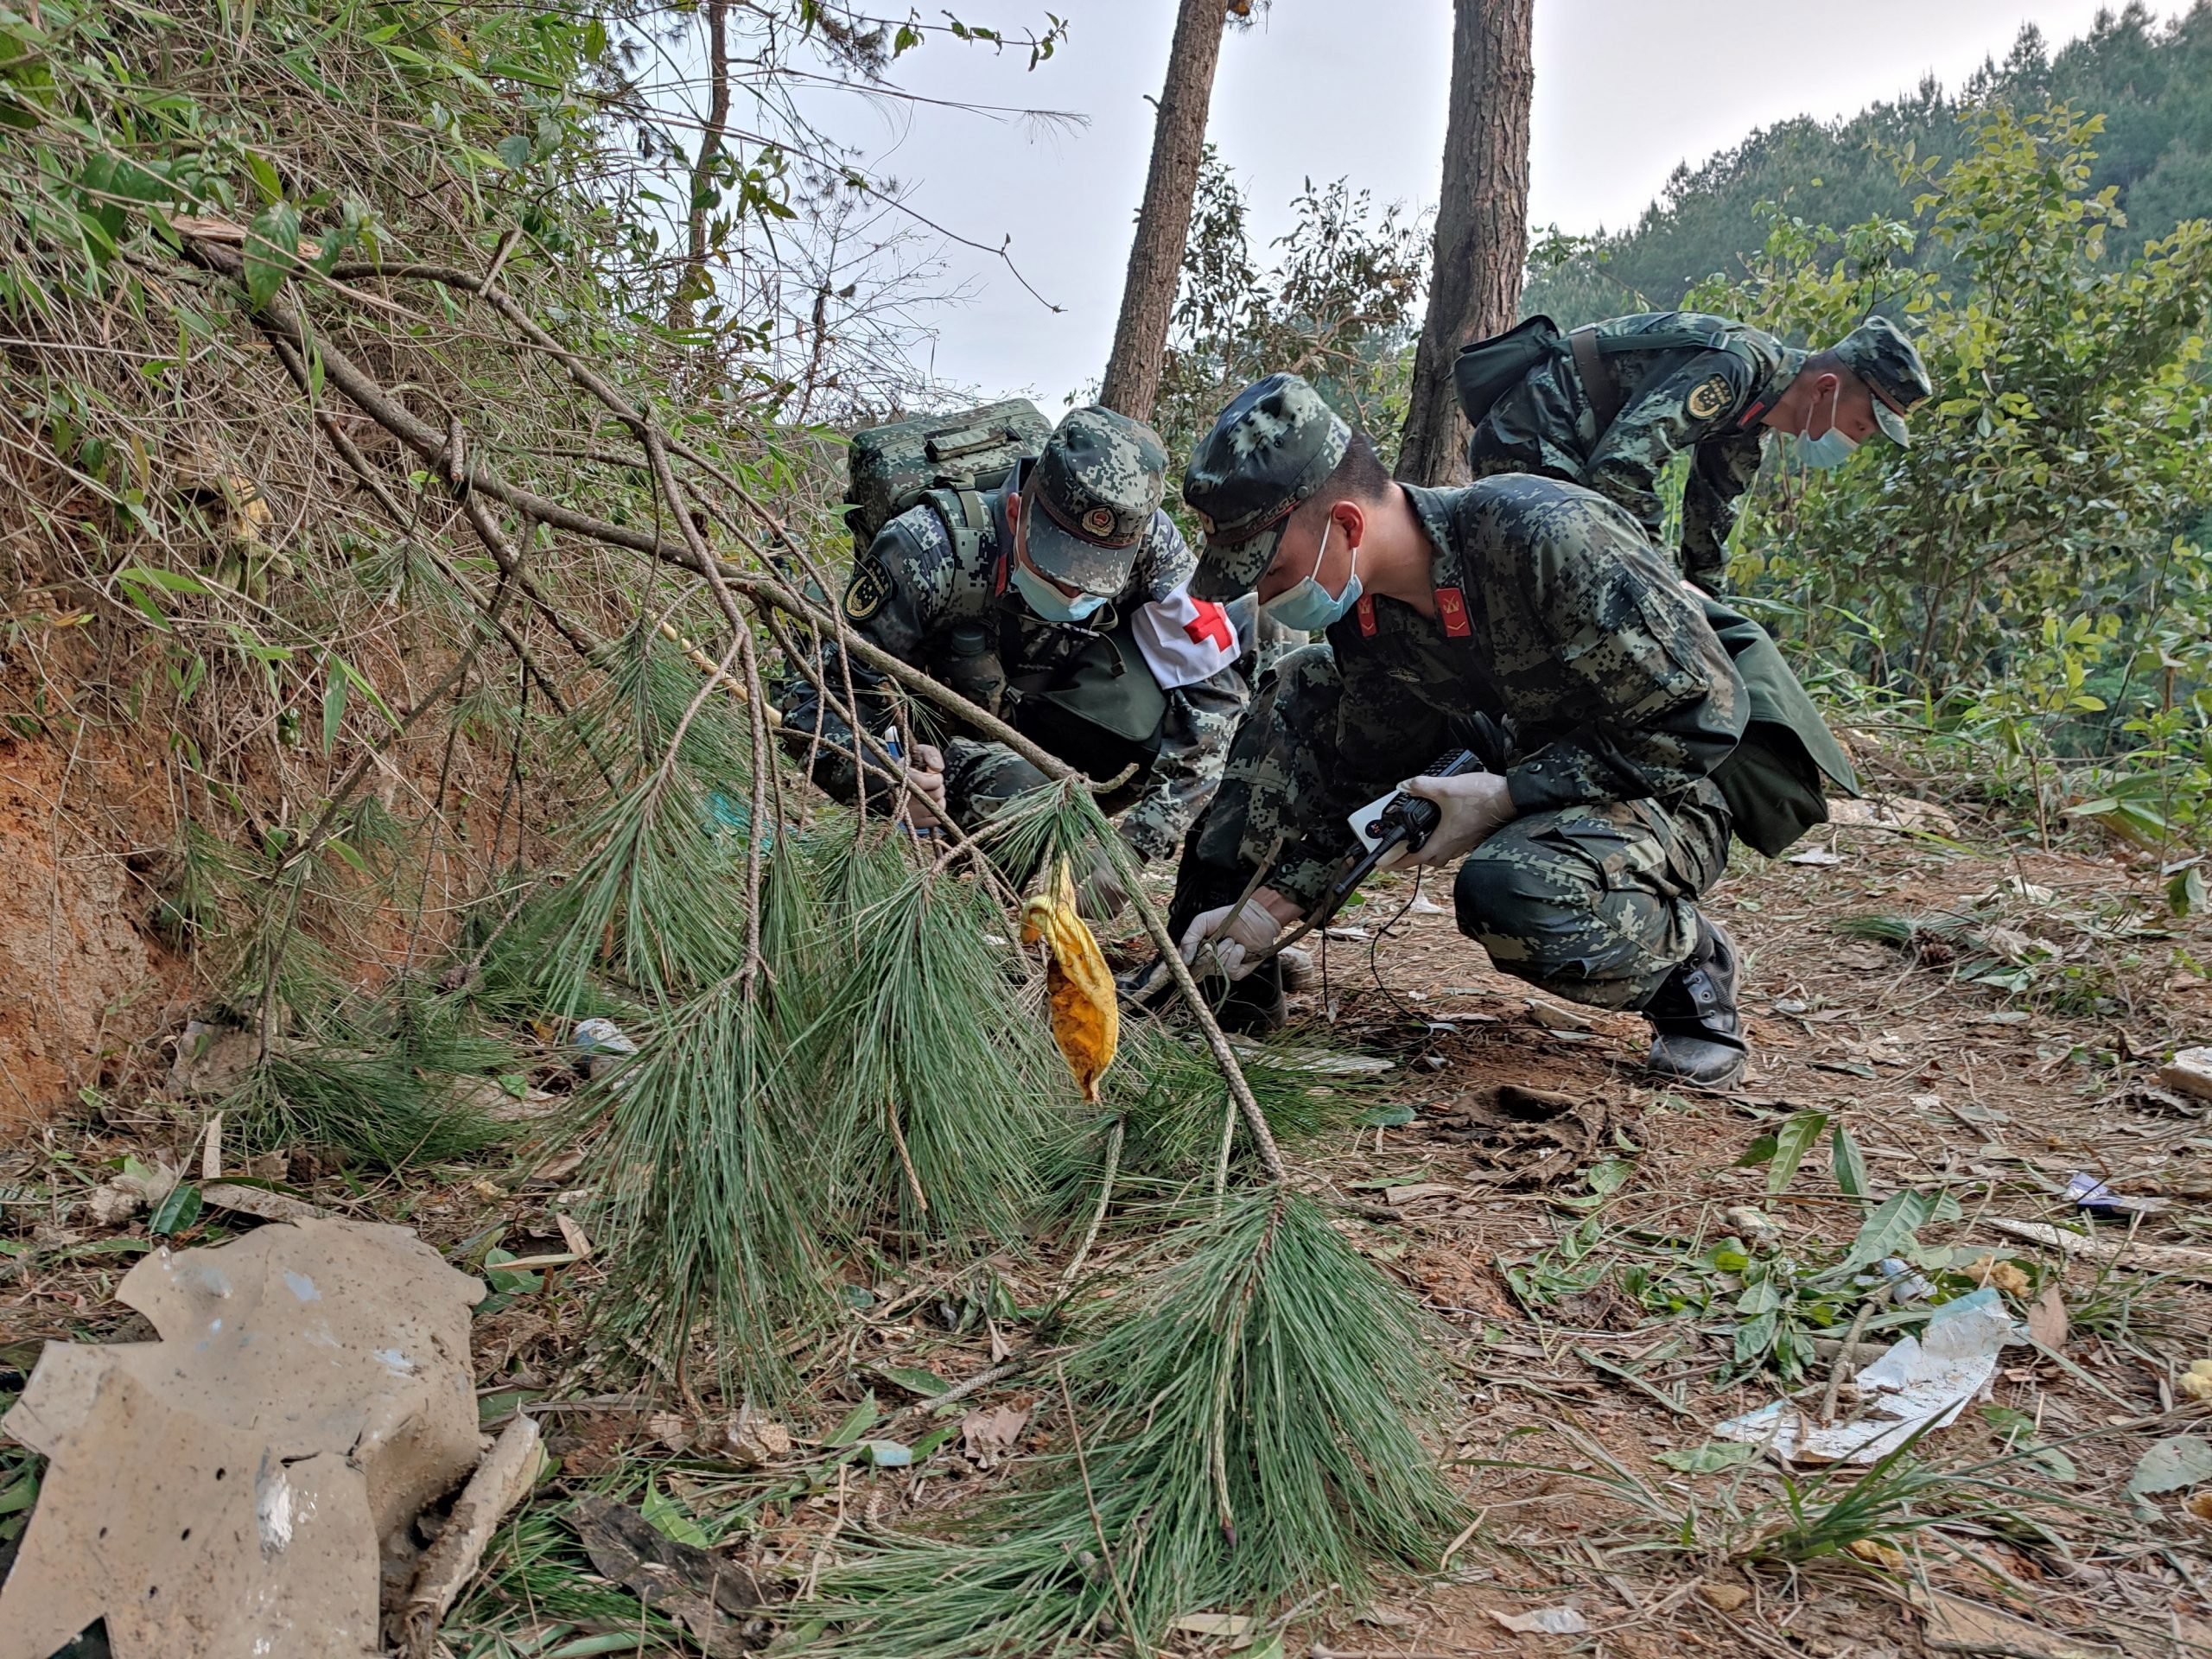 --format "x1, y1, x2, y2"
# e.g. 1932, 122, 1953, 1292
1525, 2, 2212, 321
